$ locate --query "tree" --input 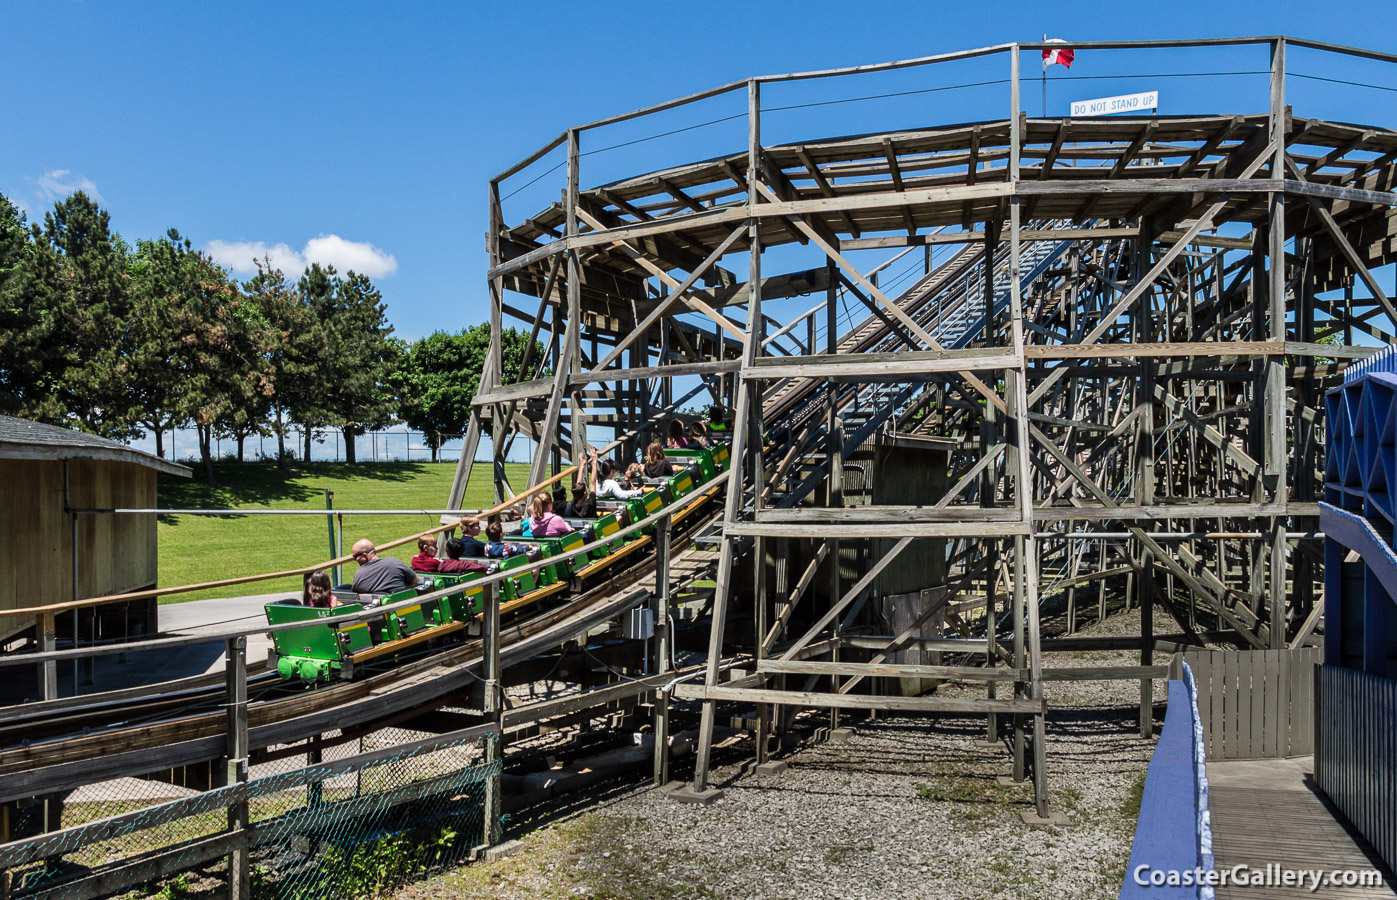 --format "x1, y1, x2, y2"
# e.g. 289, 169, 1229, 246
3, 192, 137, 436
243, 261, 314, 470
396, 325, 544, 462
129, 236, 265, 484
301, 265, 399, 464
0, 193, 37, 415
128, 230, 211, 458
